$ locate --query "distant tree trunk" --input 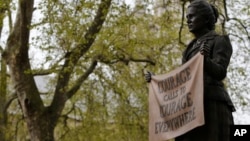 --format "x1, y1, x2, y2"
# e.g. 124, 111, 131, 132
0, 0, 11, 140
2, 0, 111, 140
0, 56, 7, 141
